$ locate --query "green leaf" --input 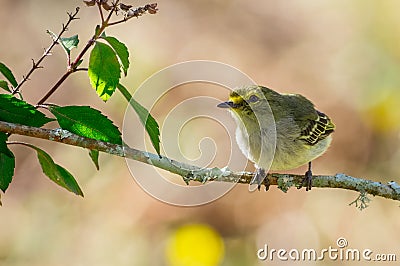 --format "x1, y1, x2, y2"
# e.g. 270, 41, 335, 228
60, 35, 79, 55
49, 105, 122, 144
21, 143, 83, 196
117, 84, 160, 155
88, 42, 121, 101
130, 97, 160, 155
0, 94, 54, 127
102, 36, 130, 76
0, 80, 10, 92
0, 153, 14, 193
47, 31, 79, 56
36, 147, 83, 196
89, 149, 100, 170
0, 132, 13, 158
0, 62, 17, 88
0, 133, 15, 193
